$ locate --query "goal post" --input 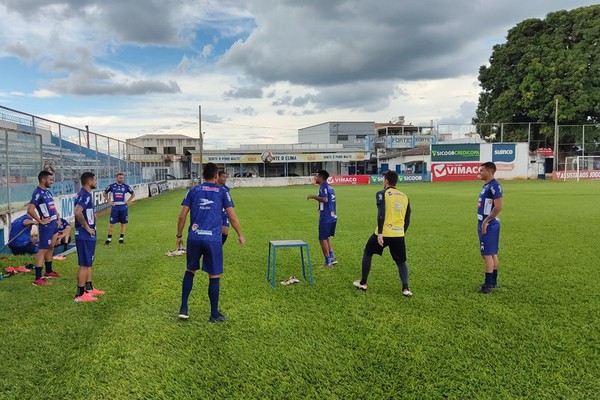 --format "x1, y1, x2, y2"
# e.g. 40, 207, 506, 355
563, 156, 600, 181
